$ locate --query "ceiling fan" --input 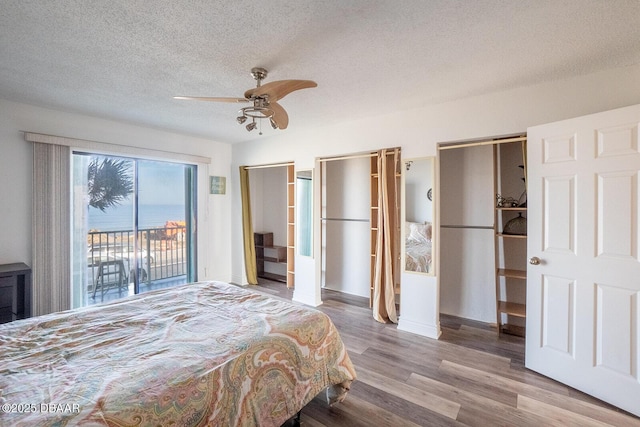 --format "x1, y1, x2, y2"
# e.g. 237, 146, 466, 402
174, 67, 317, 132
